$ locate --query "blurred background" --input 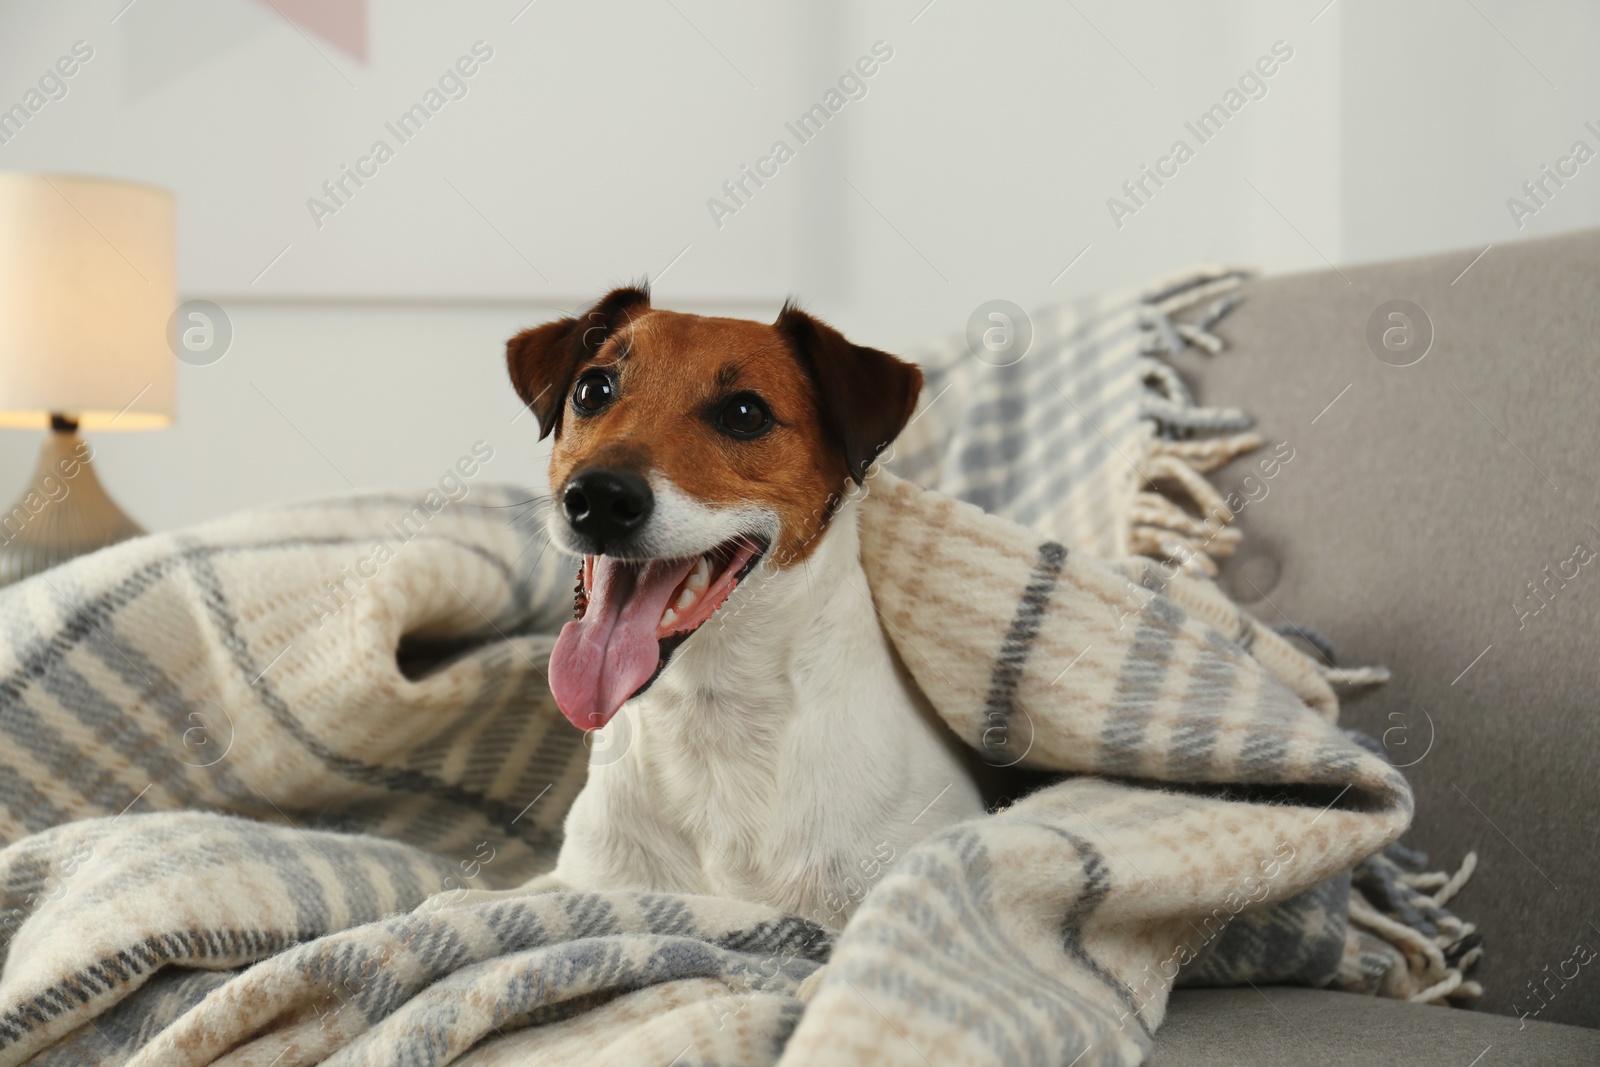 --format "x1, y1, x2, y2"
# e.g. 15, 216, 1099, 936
1, 0, 1597, 529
